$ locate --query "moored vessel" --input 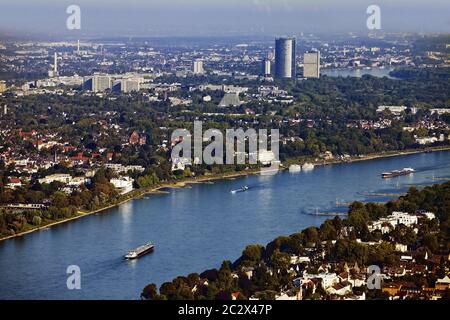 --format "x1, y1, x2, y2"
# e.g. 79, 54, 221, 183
302, 163, 315, 171
289, 164, 301, 173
